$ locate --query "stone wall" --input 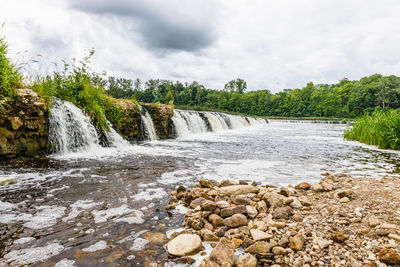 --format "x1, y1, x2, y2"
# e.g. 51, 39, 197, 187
142, 103, 174, 139
0, 89, 48, 159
